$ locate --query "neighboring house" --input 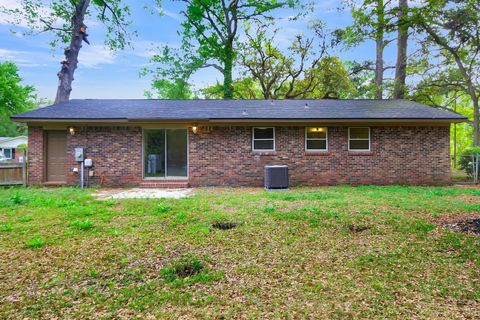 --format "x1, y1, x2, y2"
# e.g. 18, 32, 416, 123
12, 99, 466, 187
0, 136, 27, 162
